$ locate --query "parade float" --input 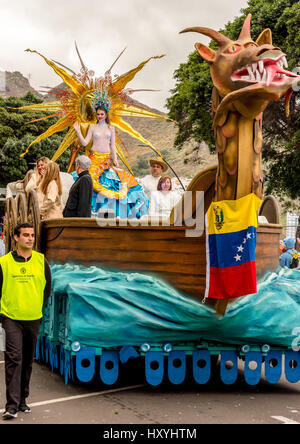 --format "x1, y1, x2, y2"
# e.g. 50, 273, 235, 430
4, 15, 300, 387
